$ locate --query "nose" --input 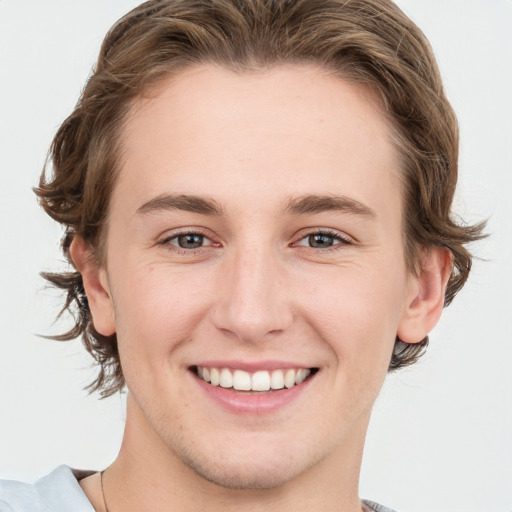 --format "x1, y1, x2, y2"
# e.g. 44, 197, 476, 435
210, 247, 294, 344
